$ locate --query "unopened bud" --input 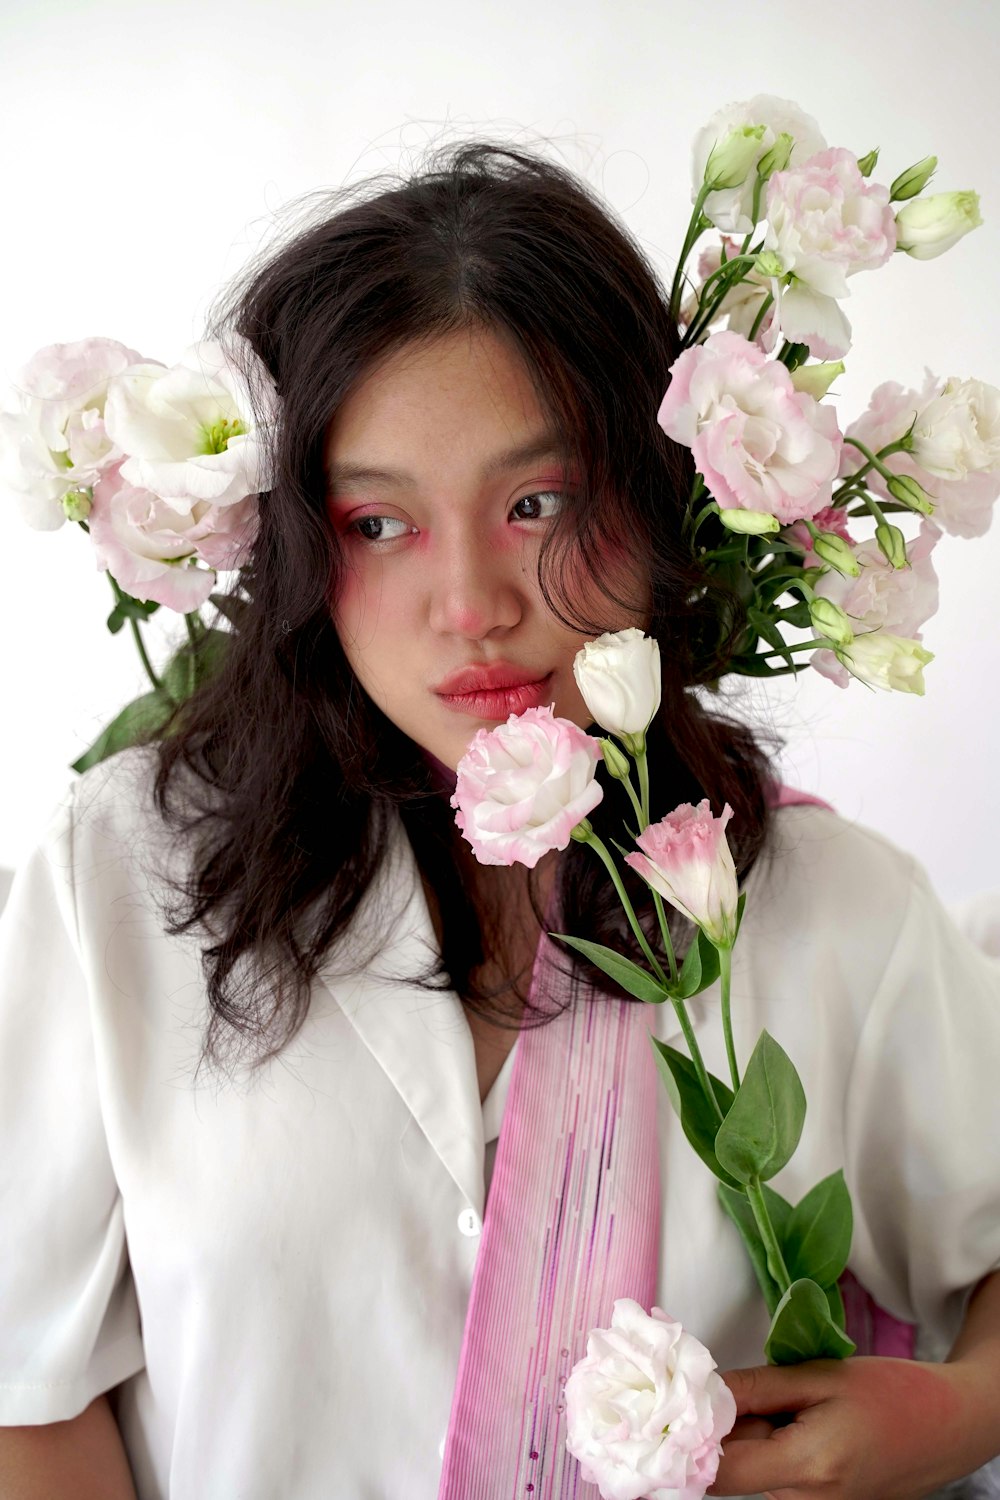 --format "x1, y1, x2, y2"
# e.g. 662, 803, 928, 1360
756, 132, 794, 181
790, 360, 846, 400
600, 738, 631, 780
705, 125, 767, 190
886, 474, 935, 515
857, 147, 880, 178
890, 154, 937, 202
812, 531, 860, 577
570, 817, 593, 843
62, 488, 93, 522
809, 596, 854, 646
718, 507, 780, 535
875, 522, 908, 569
